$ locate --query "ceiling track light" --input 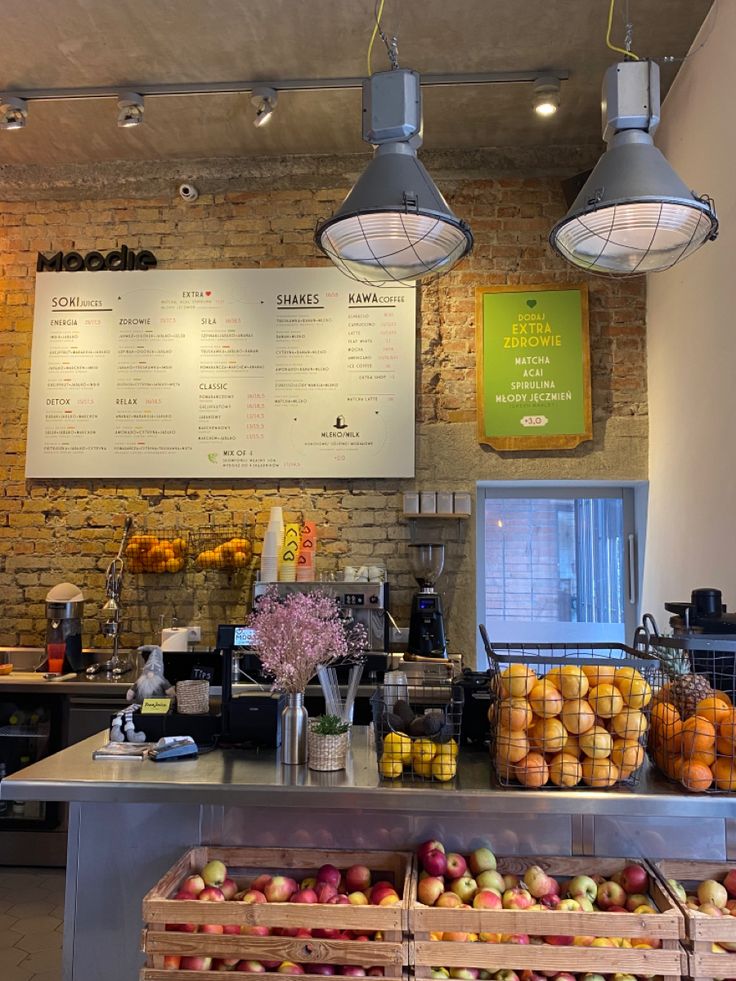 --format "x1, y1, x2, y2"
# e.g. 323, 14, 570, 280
117, 91, 144, 128
251, 86, 277, 127
549, 60, 718, 275
0, 96, 28, 131
533, 76, 560, 117
315, 68, 473, 286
